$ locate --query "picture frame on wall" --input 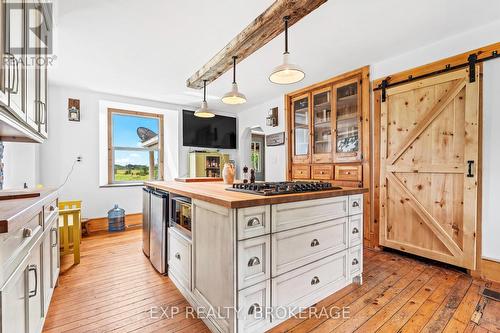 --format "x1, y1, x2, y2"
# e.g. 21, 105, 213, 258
68, 98, 81, 122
